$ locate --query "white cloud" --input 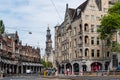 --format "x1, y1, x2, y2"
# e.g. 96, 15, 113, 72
0, 0, 85, 56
